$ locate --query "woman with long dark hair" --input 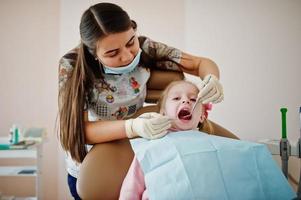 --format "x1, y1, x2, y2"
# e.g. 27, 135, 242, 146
58, 3, 223, 199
